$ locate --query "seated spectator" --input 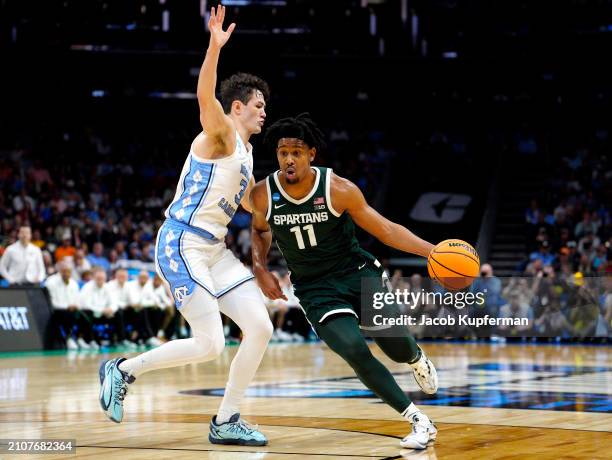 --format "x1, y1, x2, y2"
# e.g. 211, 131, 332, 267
529, 241, 555, 267
128, 270, 162, 347
106, 268, 137, 349
574, 211, 600, 240
45, 261, 81, 349
54, 236, 76, 262
151, 274, 175, 340
471, 263, 503, 316
72, 249, 92, 281
86, 242, 111, 274
78, 266, 115, 348
534, 294, 574, 338
498, 293, 534, 336
567, 284, 600, 338
592, 244, 608, 273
